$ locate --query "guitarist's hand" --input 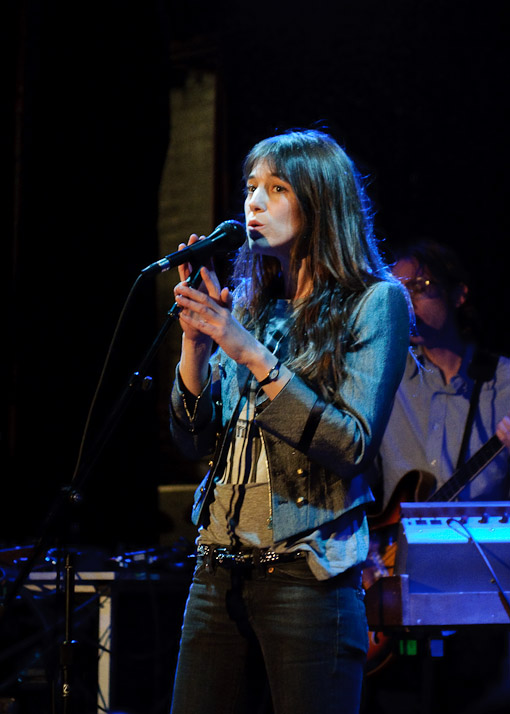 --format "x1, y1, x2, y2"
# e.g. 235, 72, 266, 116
496, 415, 510, 450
